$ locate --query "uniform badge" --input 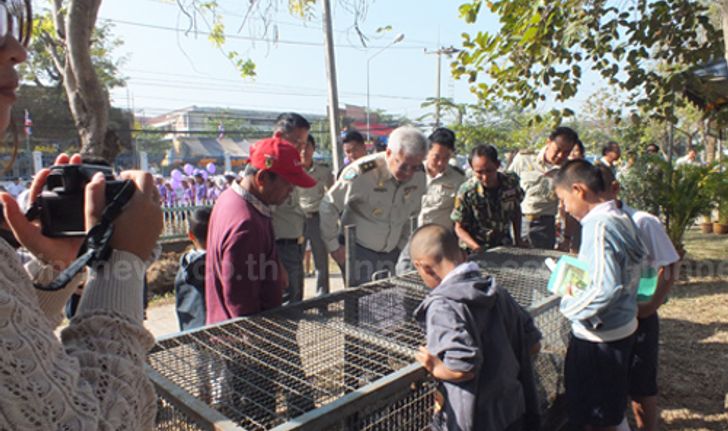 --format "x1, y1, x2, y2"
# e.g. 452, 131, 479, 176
342, 169, 358, 181
265, 155, 275, 168
403, 185, 418, 199
372, 208, 383, 217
